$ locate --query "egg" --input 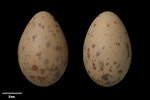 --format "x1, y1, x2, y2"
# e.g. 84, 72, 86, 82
83, 11, 132, 87
18, 11, 68, 87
